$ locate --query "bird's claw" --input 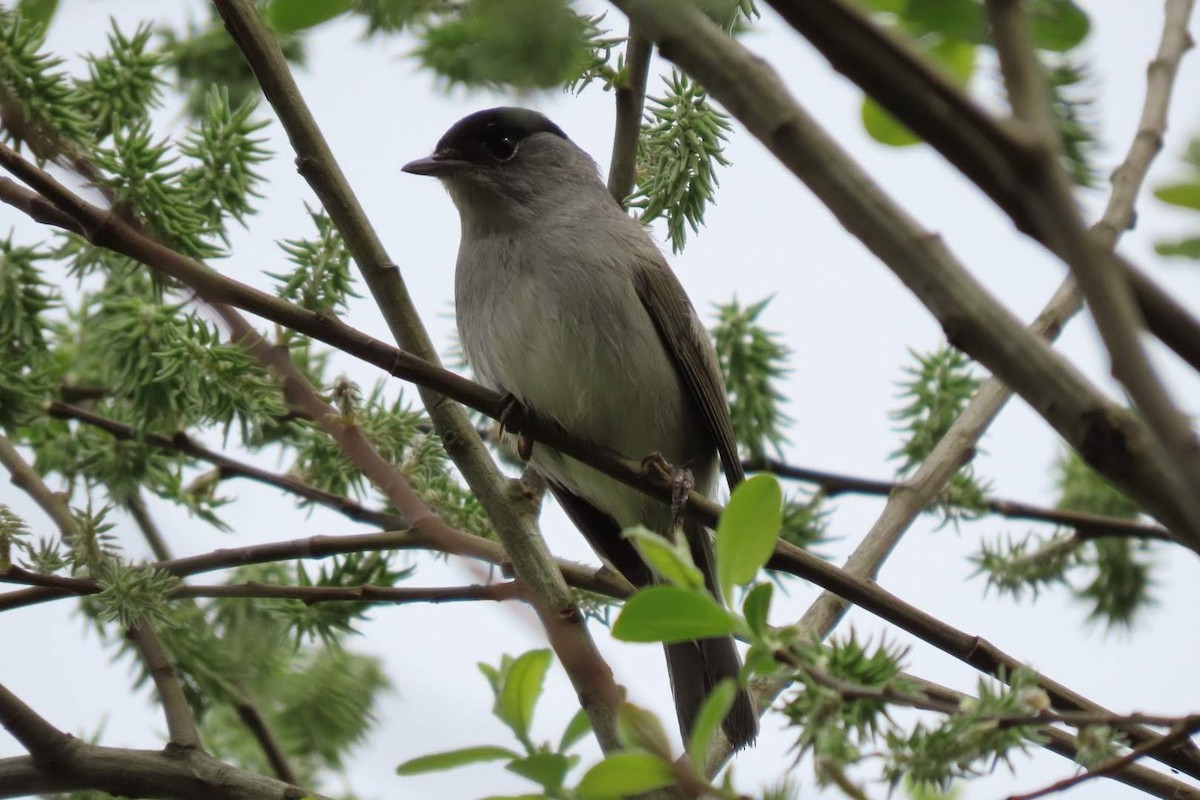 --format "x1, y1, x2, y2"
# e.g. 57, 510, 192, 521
640, 453, 693, 532
497, 392, 534, 461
